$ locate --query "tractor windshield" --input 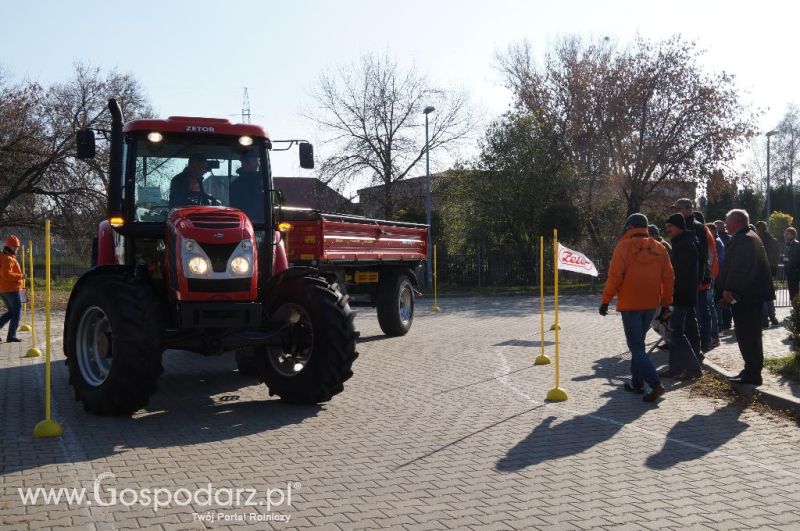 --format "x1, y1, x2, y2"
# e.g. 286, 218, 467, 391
132, 136, 268, 223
